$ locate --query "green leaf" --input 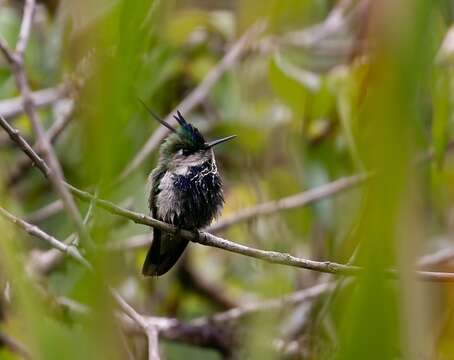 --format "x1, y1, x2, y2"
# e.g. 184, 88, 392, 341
268, 54, 310, 116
